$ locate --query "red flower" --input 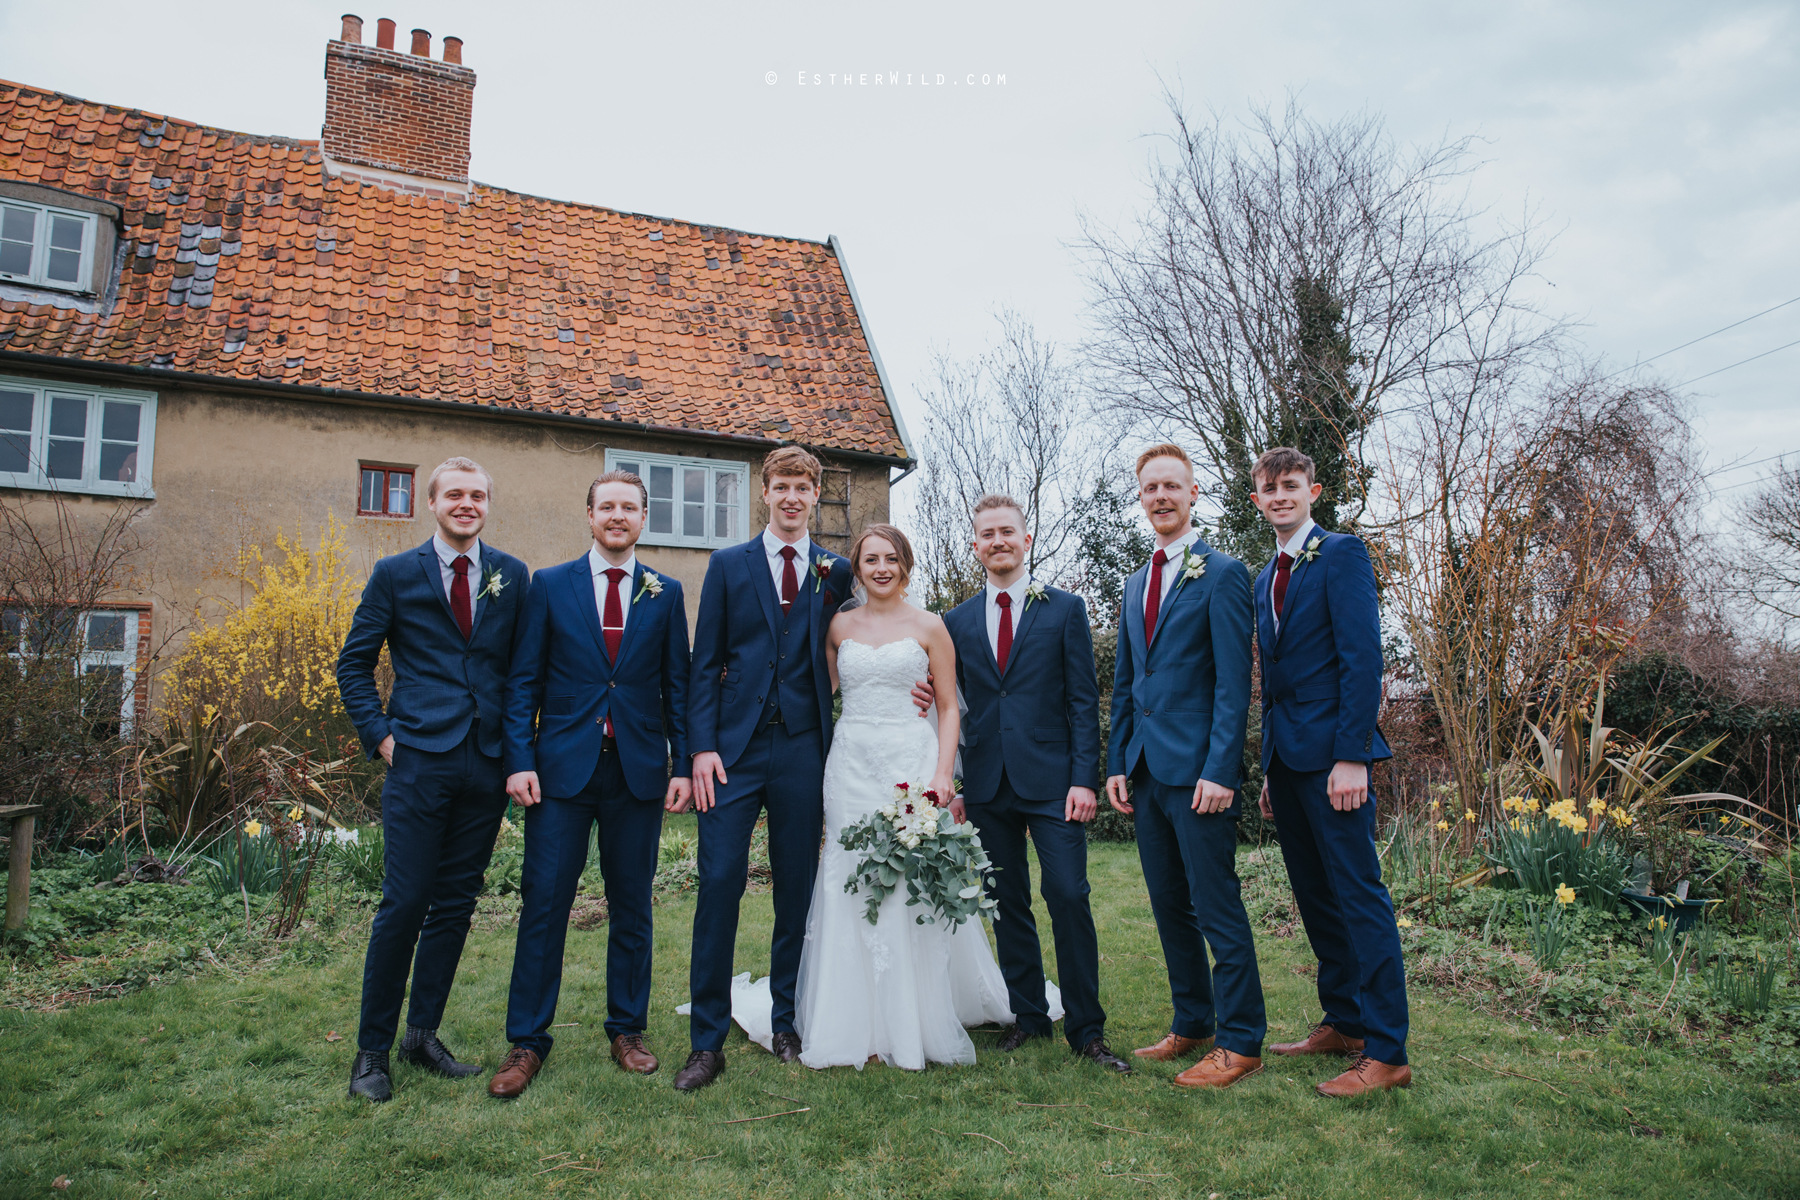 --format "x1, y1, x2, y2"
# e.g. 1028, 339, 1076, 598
923, 789, 944, 808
